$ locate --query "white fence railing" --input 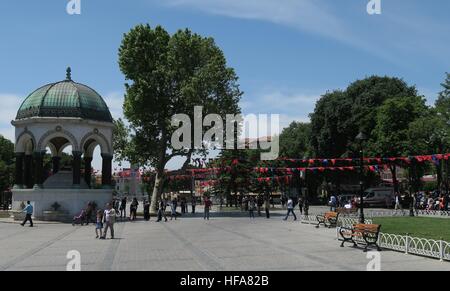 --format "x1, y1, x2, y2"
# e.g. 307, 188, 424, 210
303, 209, 450, 262
335, 227, 450, 262
378, 233, 450, 261
300, 215, 372, 227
